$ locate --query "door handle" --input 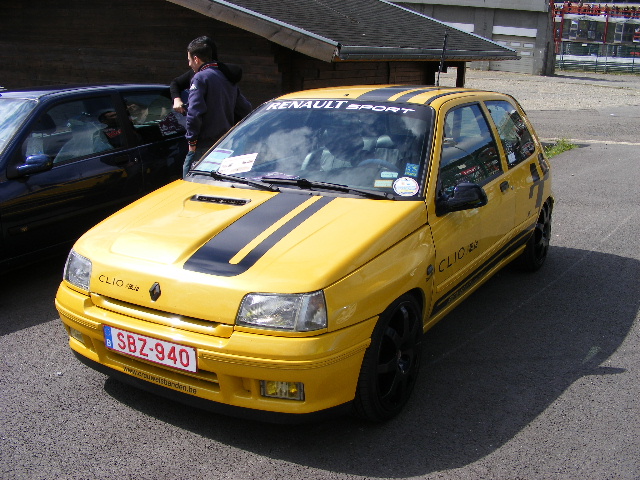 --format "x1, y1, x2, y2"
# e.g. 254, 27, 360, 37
500, 181, 510, 192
